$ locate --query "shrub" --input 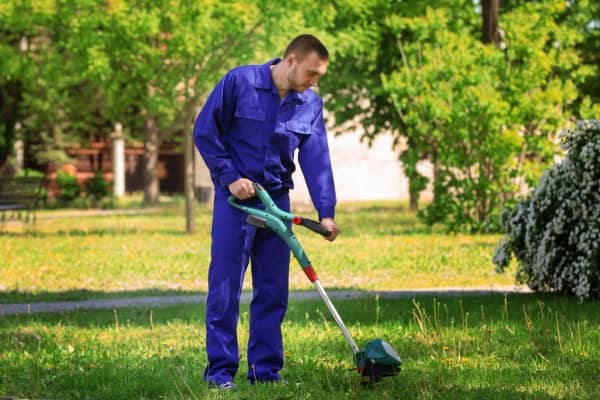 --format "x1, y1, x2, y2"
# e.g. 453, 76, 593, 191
493, 120, 600, 299
85, 171, 111, 201
15, 168, 44, 178
70, 196, 89, 209
55, 171, 80, 202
